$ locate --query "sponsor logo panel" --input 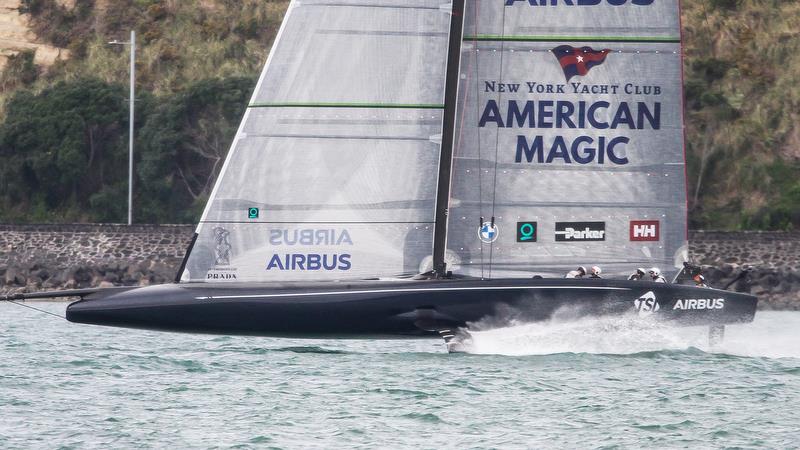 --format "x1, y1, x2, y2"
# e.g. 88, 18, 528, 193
630, 220, 660, 242
516, 222, 538, 242
673, 298, 725, 311
206, 226, 239, 281
633, 291, 659, 317
479, 222, 500, 244
555, 221, 606, 242
477, 3, 674, 170
266, 228, 353, 272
